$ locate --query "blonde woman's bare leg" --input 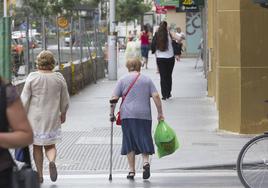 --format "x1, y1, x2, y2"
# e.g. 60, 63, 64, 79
33, 145, 44, 182
44, 144, 56, 162
44, 144, 58, 182
126, 151, 135, 179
